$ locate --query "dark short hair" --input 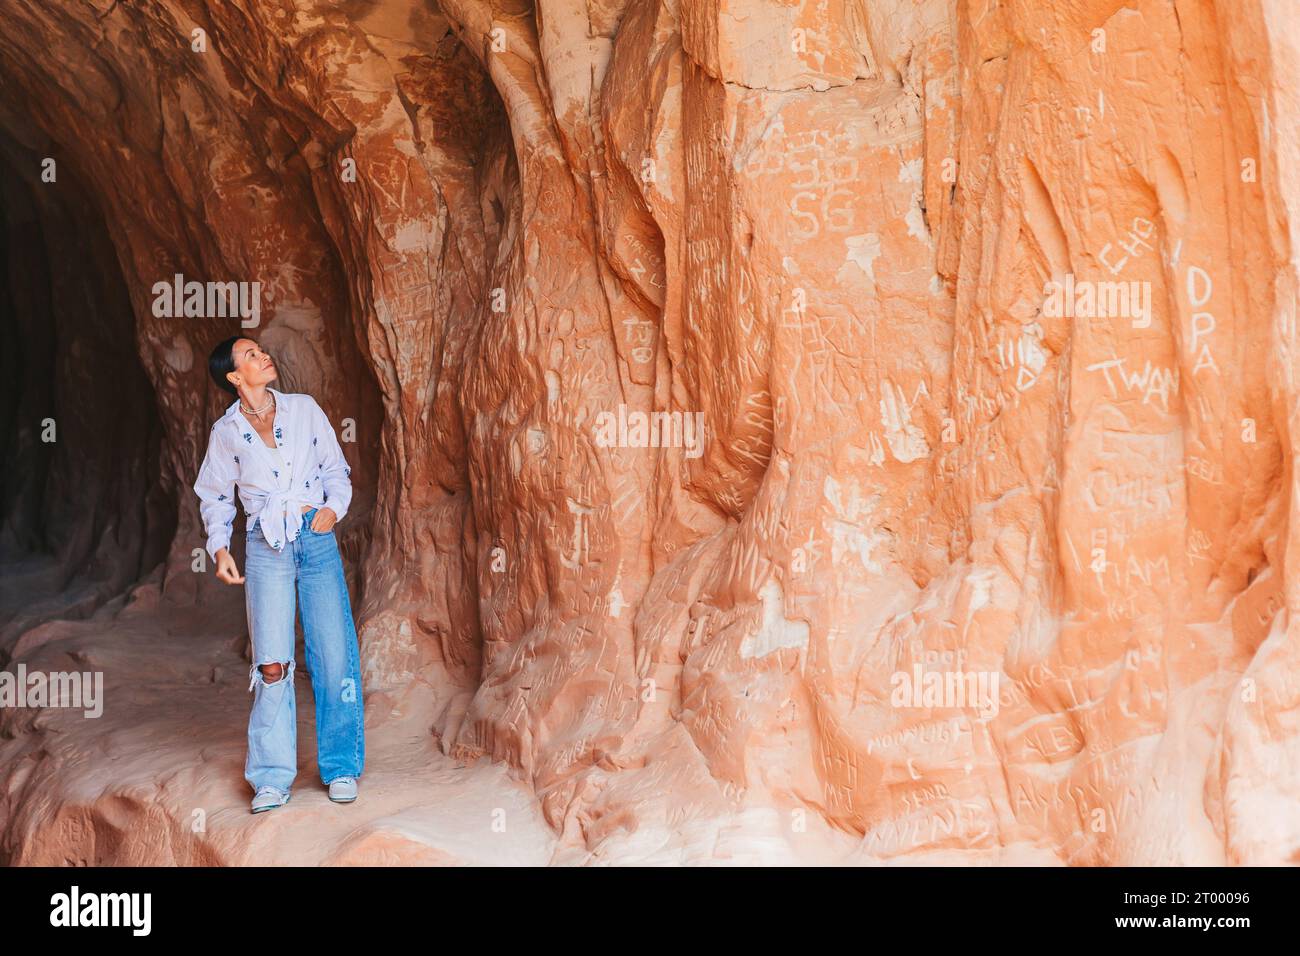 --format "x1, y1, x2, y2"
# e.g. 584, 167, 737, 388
208, 335, 245, 396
